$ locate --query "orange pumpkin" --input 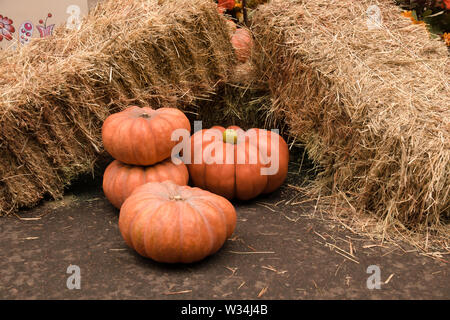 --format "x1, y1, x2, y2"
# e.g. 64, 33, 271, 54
187, 126, 289, 200
103, 159, 189, 209
119, 181, 237, 263
102, 106, 191, 166
231, 28, 253, 63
